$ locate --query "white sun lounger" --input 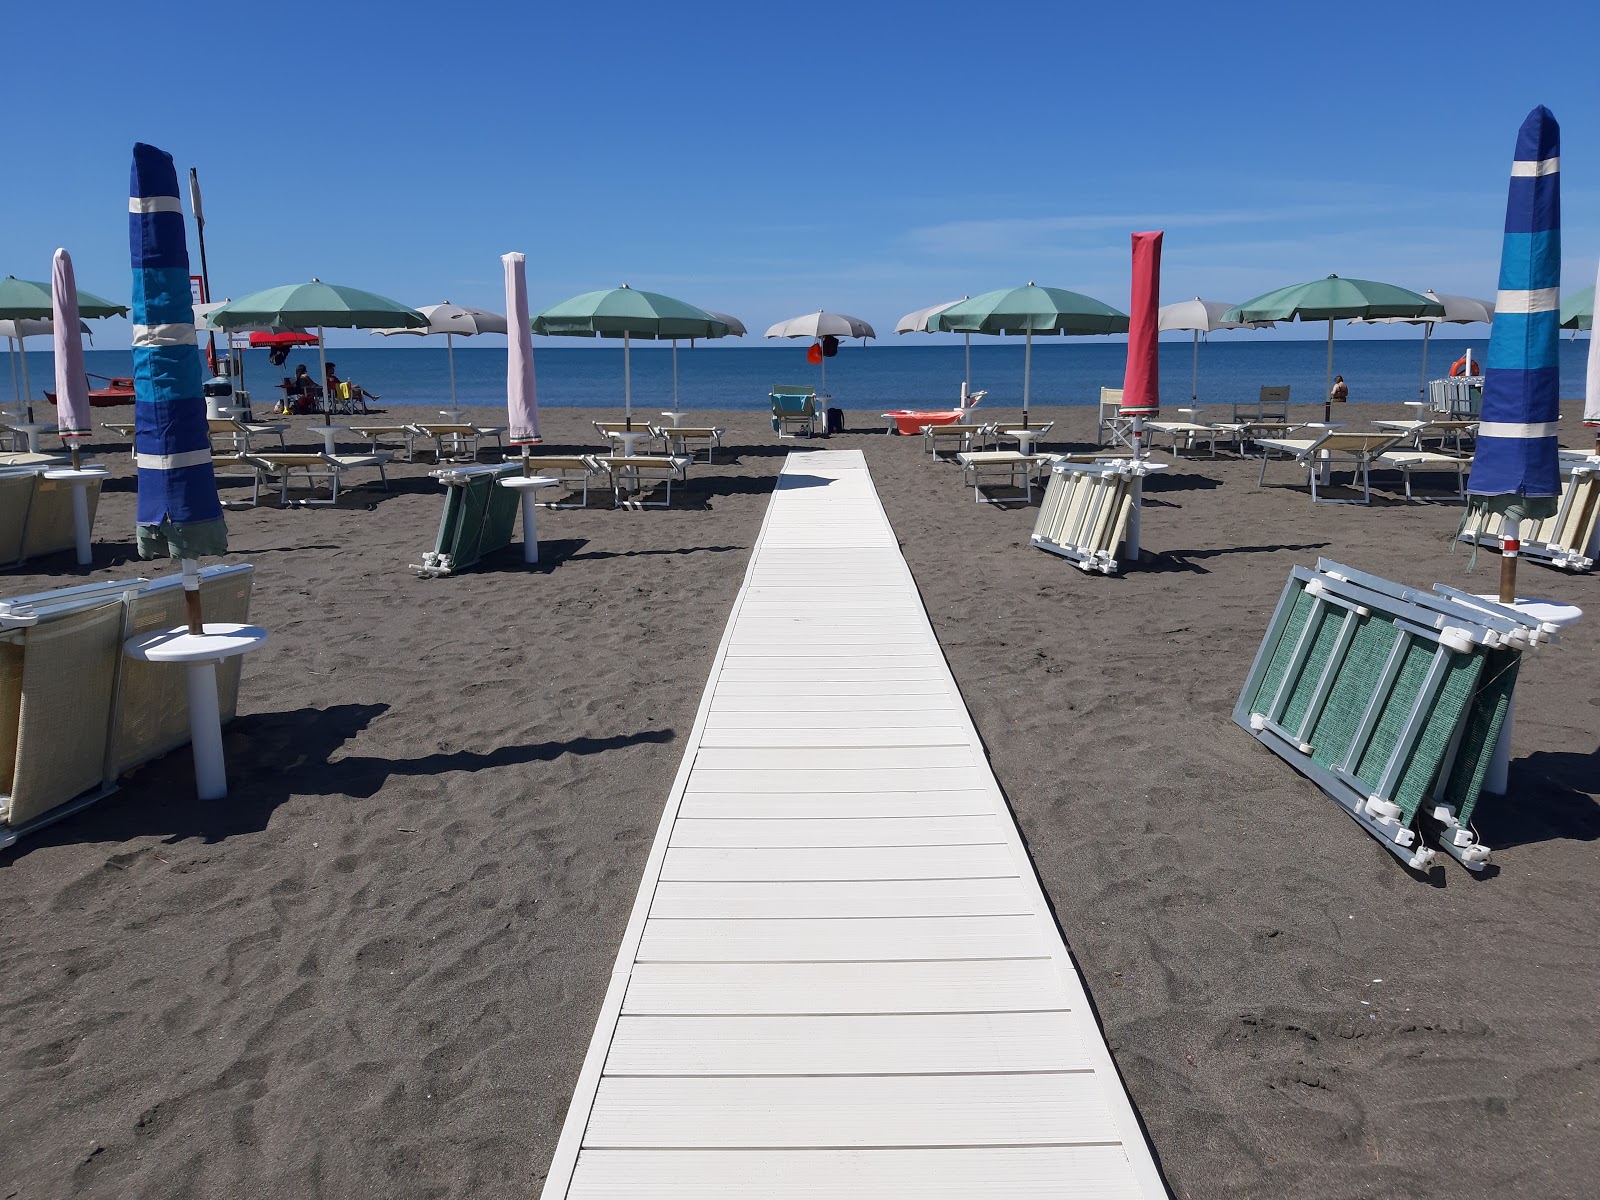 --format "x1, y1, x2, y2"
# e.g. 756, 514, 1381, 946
1374, 450, 1472, 501
1256, 431, 1406, 503
954, 451, 1041, 504
246, 451, 392, 506
408, 422, 505, 462
500, 454, 606, 508
594, 455, 692, 508
922, 423, 996, 459
651, 424, 726, 462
